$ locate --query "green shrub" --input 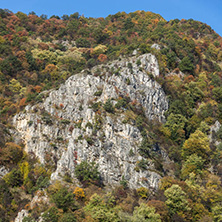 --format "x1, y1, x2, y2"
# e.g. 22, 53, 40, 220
164, 184, 190, 217
84, 194, 120, 221
136, 115, 145, 131
115, 97, 129, 109
179, 56, 194, 73
94, 90, 103, 96
28, 174, 50, 194
126, 78, 130, 85
28, 120, 33, 126
36, 175, 50, 188
76, 38, 90, 48
4, 168, 23, 187
42, 207, 59, 222
0, 142, 23, 165
139, 137, 152, 158
120, 176, 128, 189
22, 216, 35, 222
61, 119, 70, 124
74, 161, 100, 186
91, 102, 101, 112
41, 111, 53, 125
137, 159, 148, 171
103, 99, 115, 113
137, 187, 150, 199
59, 213, 76, 222
86, 58, 96, 68
85, 137, 94, 145
85, 122, 93, 129
216, 126, 222, 140
129, 149, 134, 156
132, 203, 161, 222
63, 172, 72, 183
136, 59, 141, 66
0, 179, 12, 208
52, 188, 75, 212
25, 93, 38, 103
